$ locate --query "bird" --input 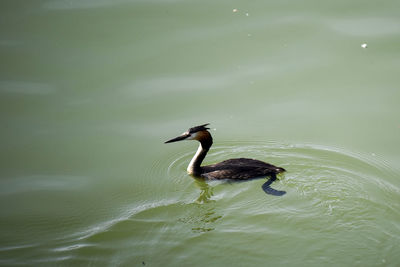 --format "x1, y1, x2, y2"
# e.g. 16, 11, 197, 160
164, 124, 286, 196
